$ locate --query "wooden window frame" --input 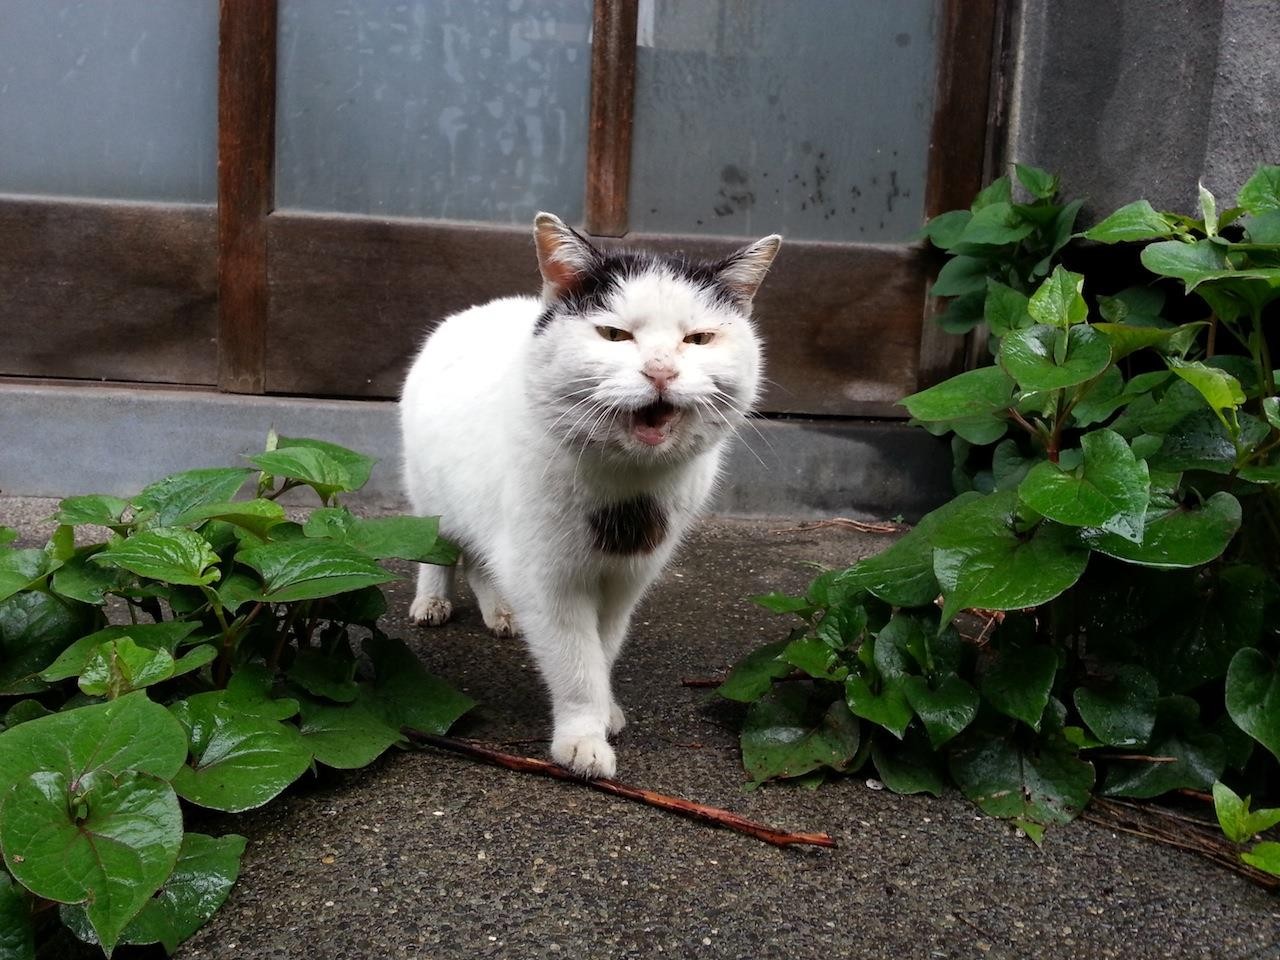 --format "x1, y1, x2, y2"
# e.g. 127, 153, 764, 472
0, 0, 1003, 418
